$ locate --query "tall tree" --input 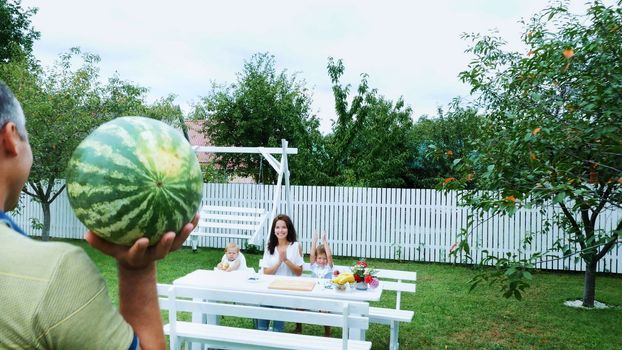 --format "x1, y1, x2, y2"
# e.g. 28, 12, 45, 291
0, 48, 183, 240
325, 58, 415, 187
193, 52, 325, 185
0, 0, 40, 62
445, 0, 622, 307
0, 48, 106, 239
